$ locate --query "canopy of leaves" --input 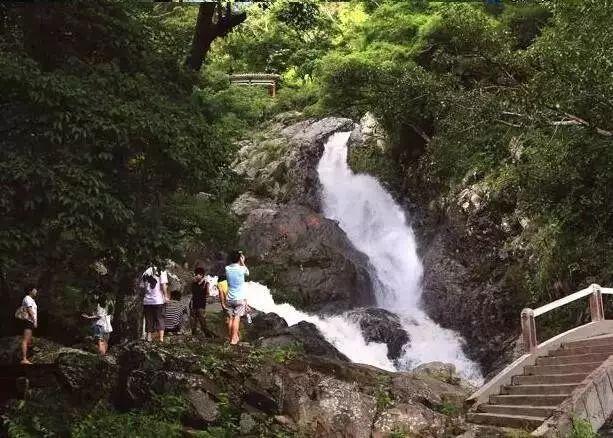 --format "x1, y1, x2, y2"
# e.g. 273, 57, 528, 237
0, 1, 254, 334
